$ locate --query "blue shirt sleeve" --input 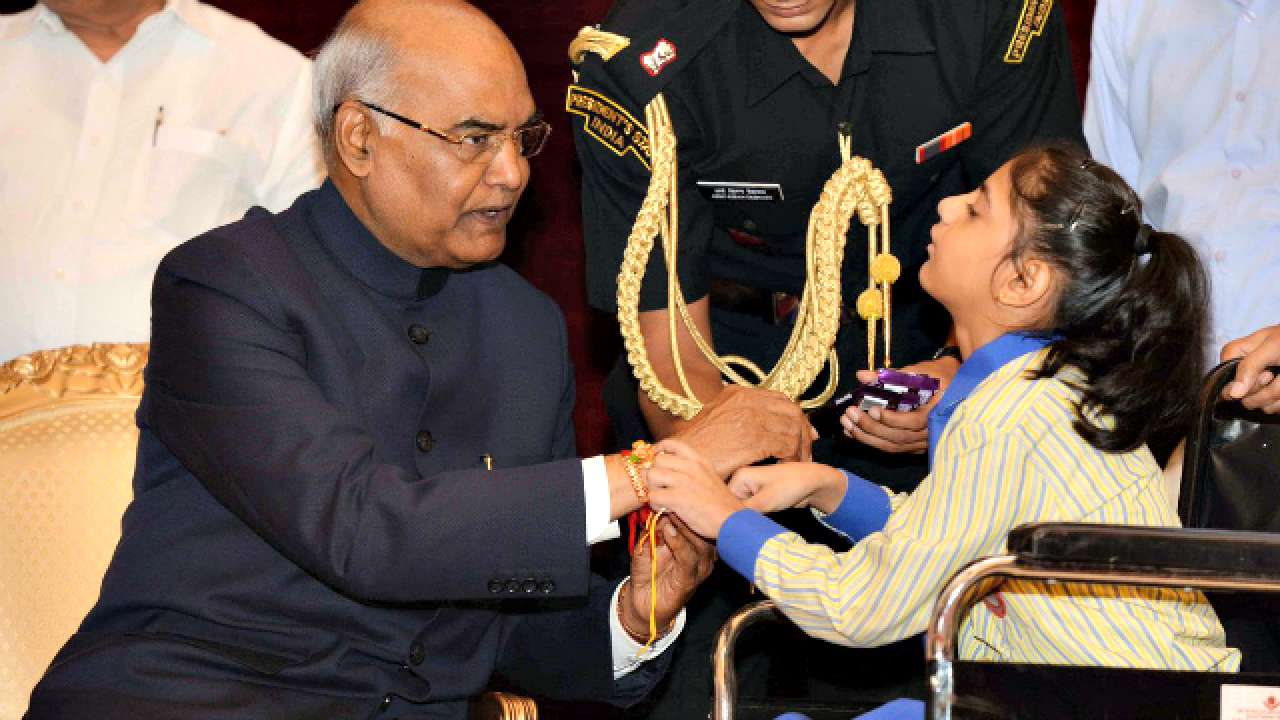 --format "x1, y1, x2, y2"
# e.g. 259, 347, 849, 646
717, 509, 787, 581
717, 470, 893, 582
819, 470, 892, 541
